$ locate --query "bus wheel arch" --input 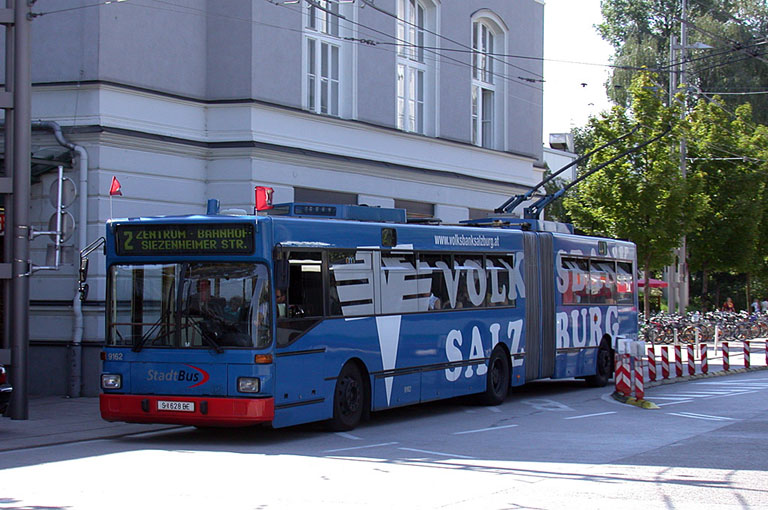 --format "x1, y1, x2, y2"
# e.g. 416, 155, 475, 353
328, 358, 370, 431
478, 344, 511, 405
585, 334, 614, 387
